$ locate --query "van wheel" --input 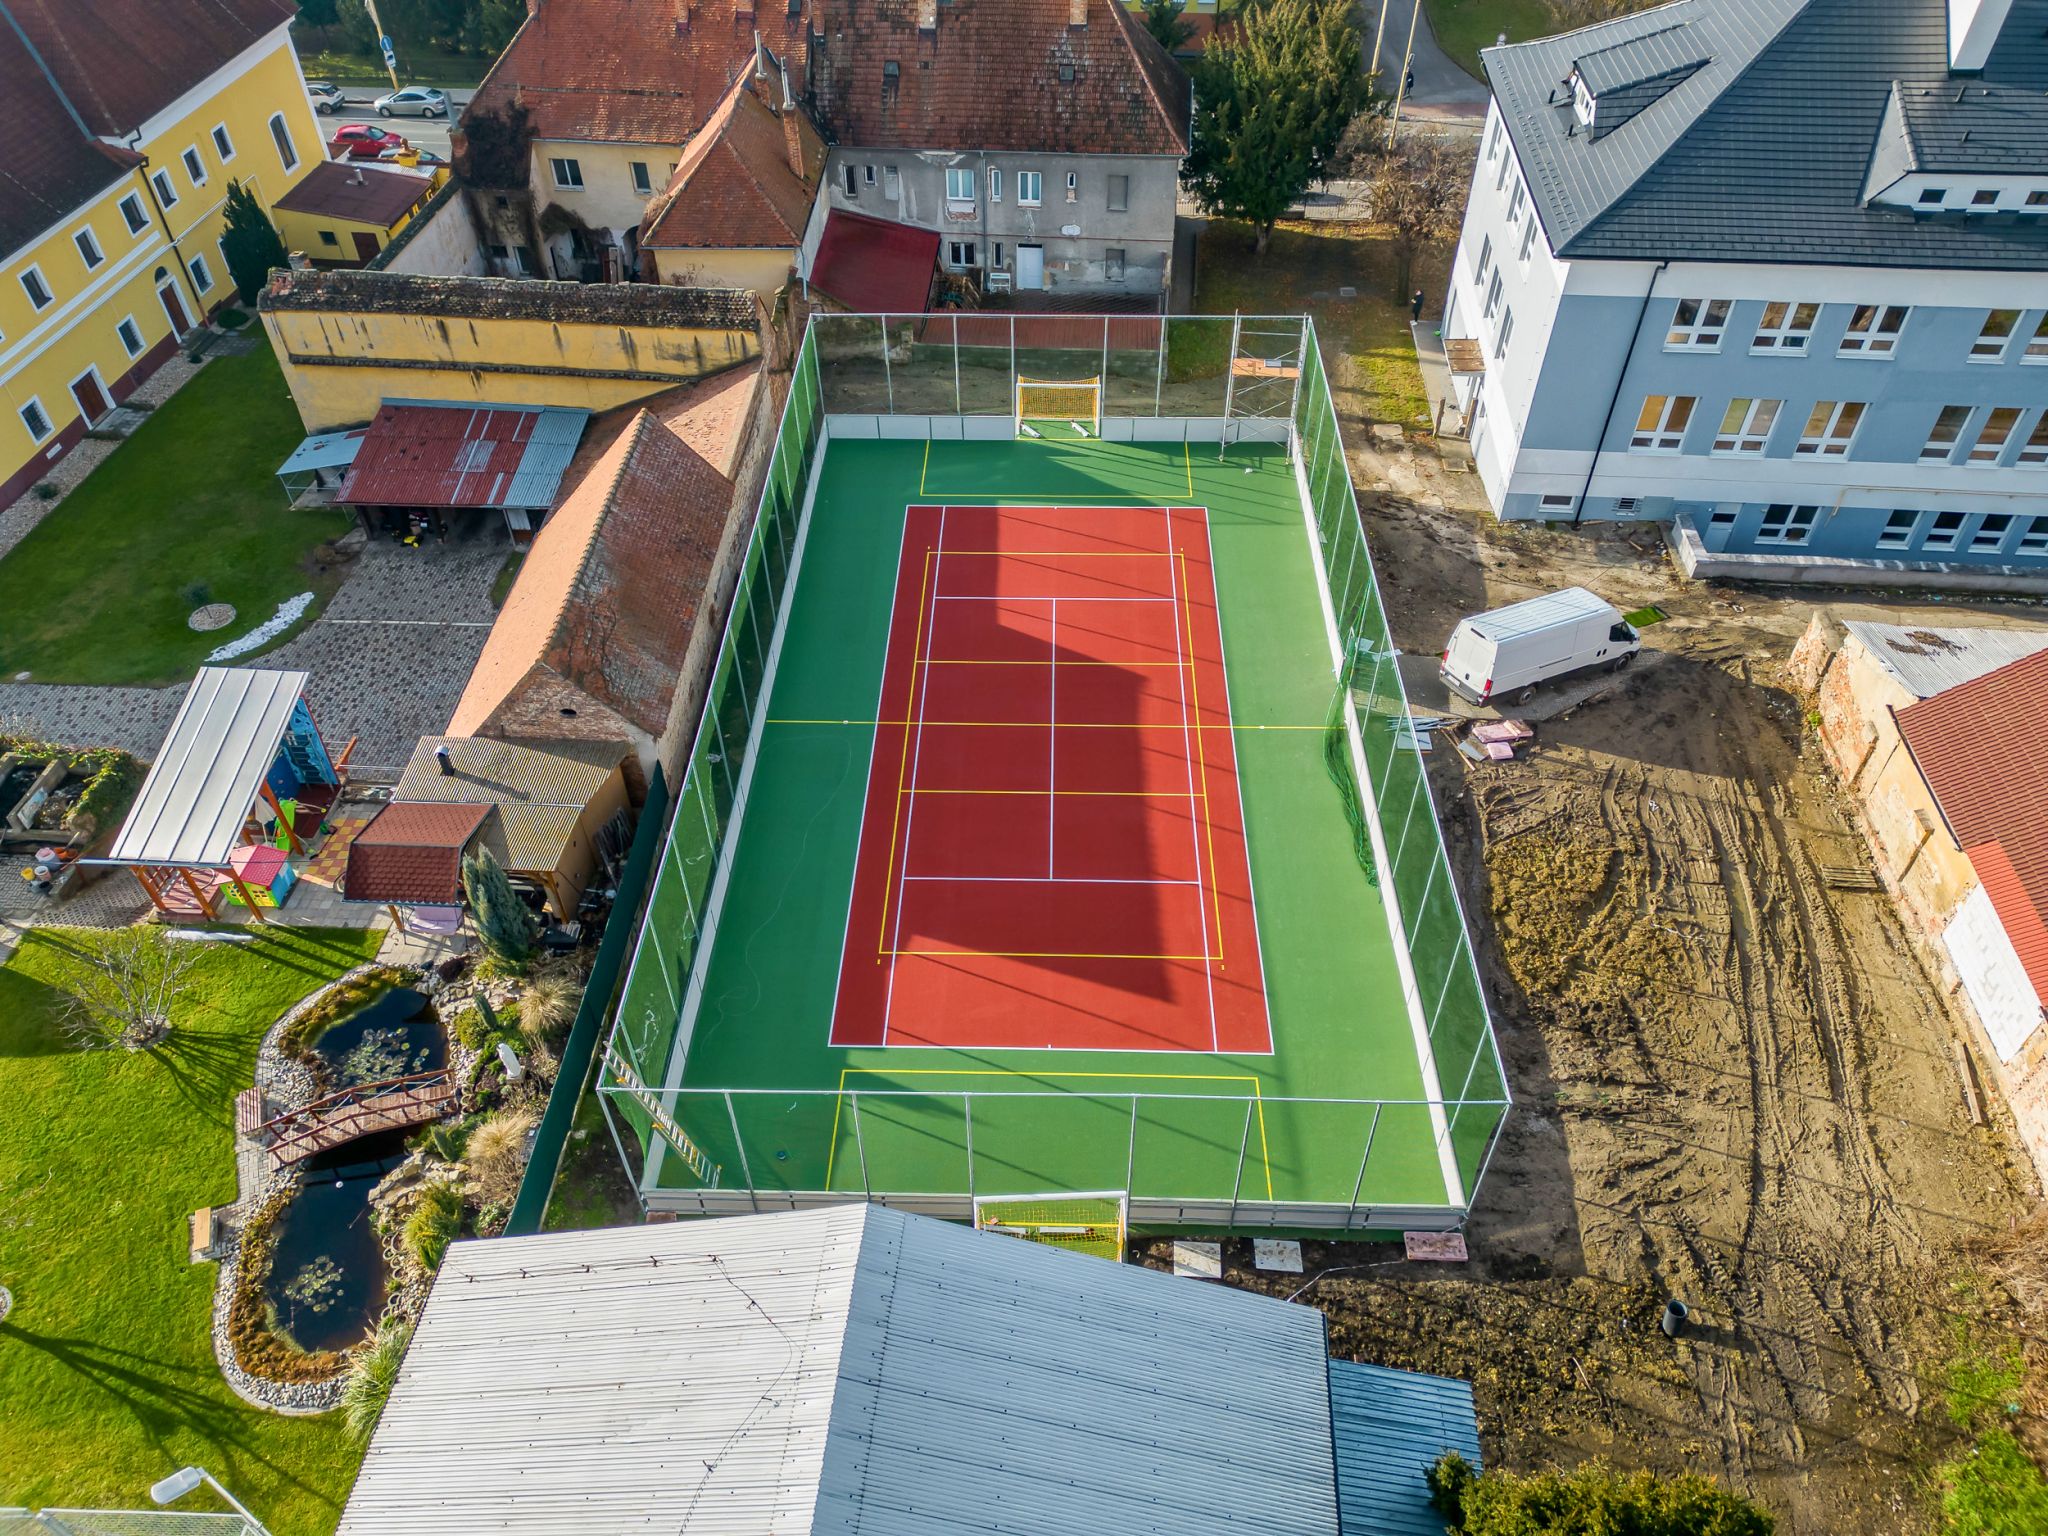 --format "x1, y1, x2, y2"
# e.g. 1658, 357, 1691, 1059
1515, 686, 1537, 704
1610, 652, 1636, 673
